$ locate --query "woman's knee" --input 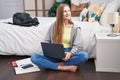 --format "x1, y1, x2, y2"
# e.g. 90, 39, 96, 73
82, 51, 88, 59
78, 51, 89, 63
31, 54, 38, 59
31, 54, 41, 64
